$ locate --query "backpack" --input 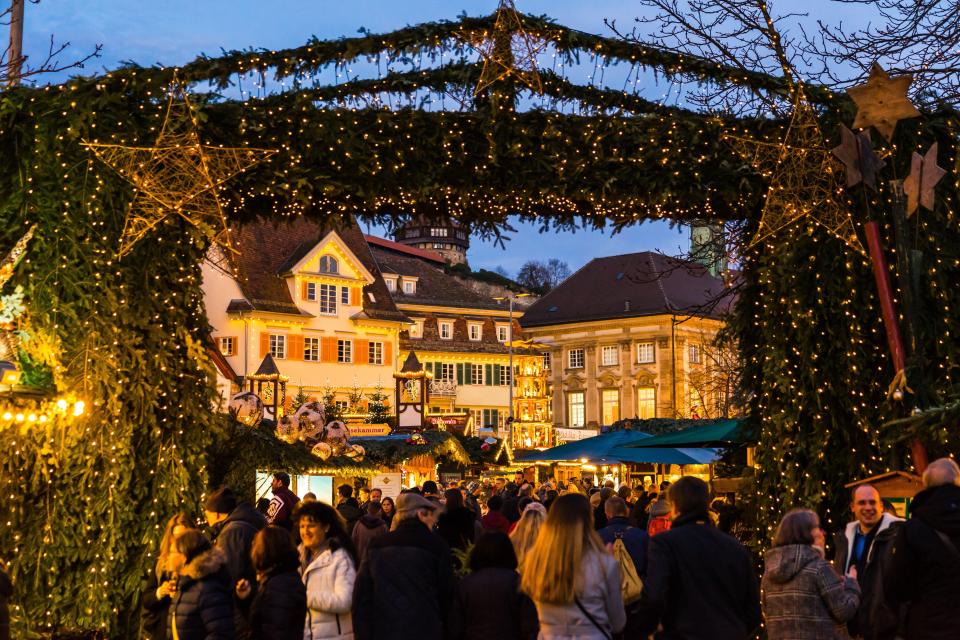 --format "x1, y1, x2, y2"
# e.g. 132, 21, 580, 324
612, 532, 643, 604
